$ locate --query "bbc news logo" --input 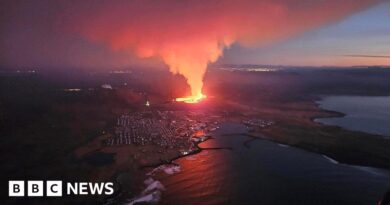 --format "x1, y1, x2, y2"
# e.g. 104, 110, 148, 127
9, 180, 114, 197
